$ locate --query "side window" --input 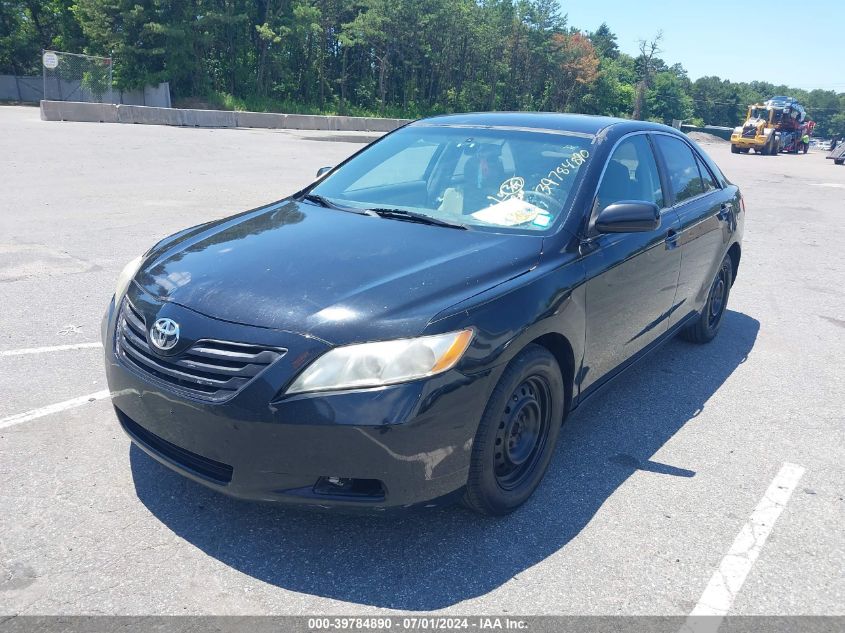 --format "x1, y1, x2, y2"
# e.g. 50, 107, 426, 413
696, 154, 718, 192
653, 135, 705, 204
595, 135, 664, 213
348, 142, 438, 190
